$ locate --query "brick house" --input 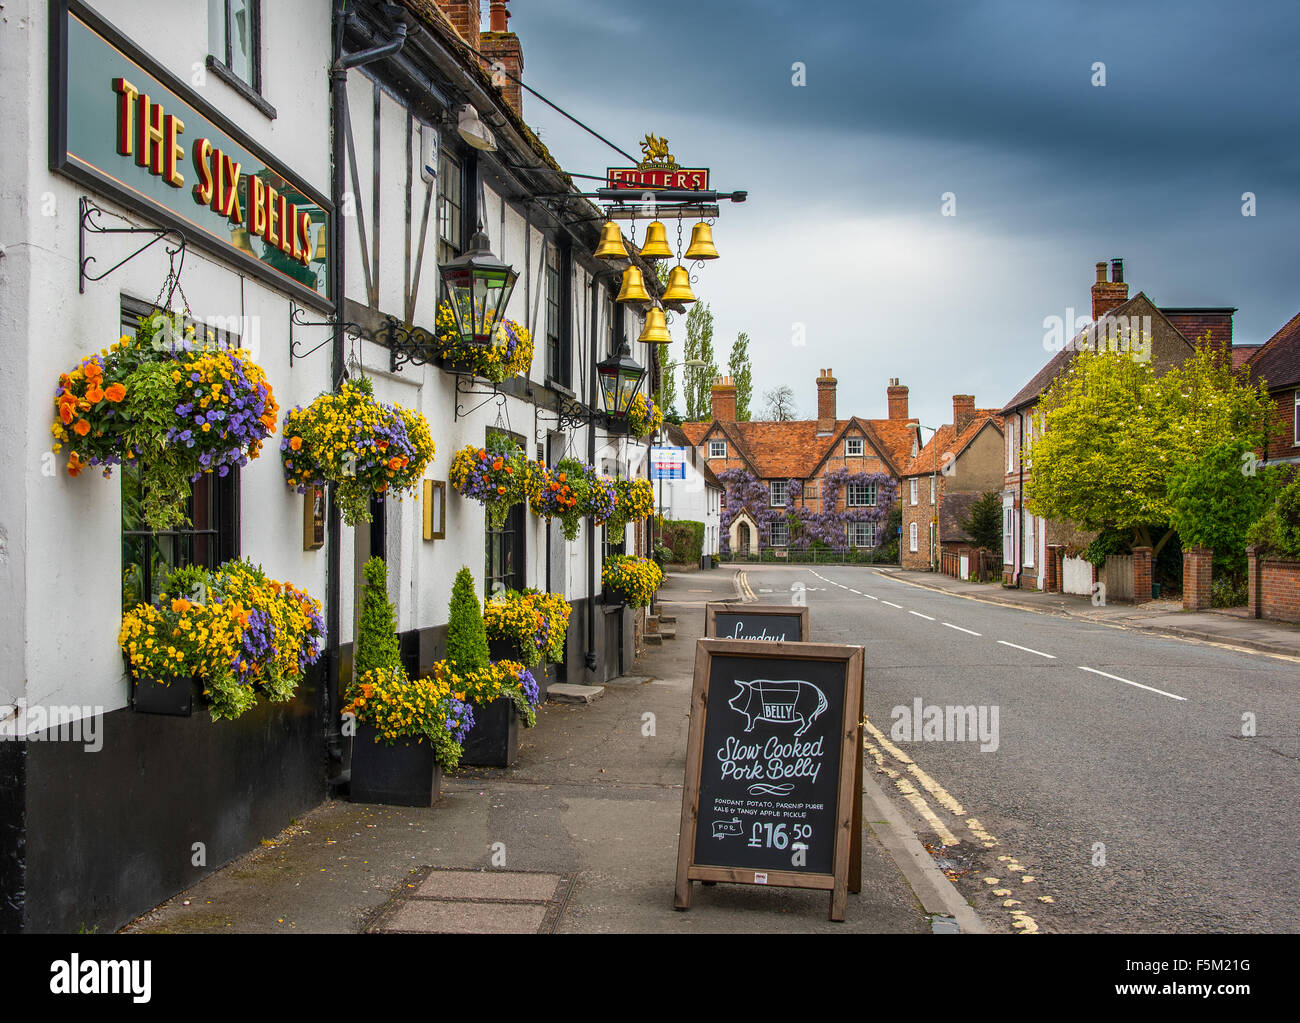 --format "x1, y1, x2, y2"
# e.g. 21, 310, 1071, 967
900, 396, 1004, 574
1245, 310, 1300, 470
999, 259, 1236, 592
681, 371, 916, 553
